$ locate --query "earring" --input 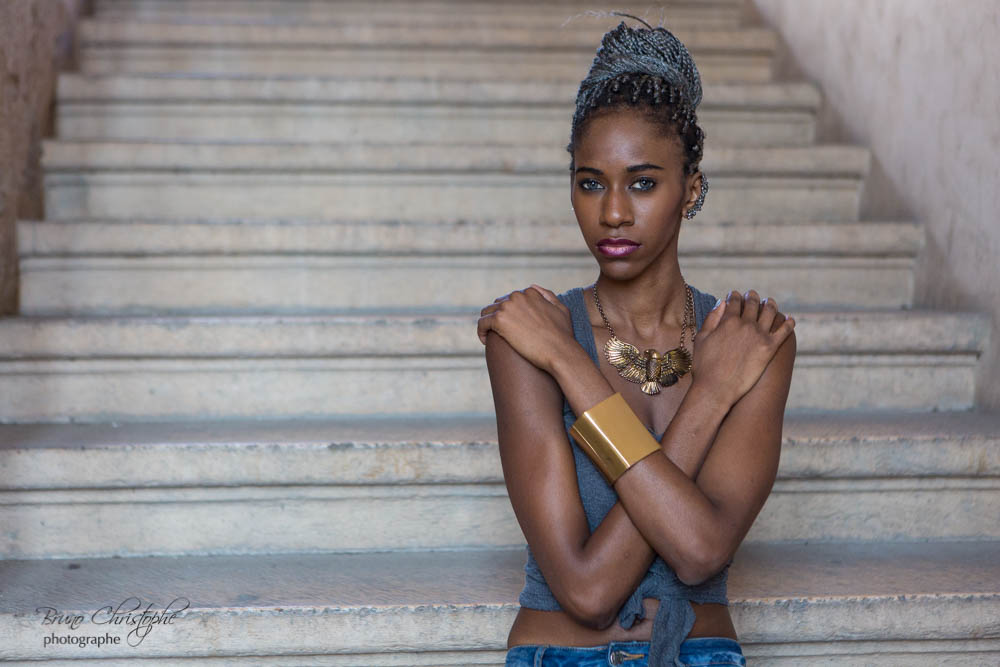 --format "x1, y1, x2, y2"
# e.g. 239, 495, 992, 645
683, 173, 709, 220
